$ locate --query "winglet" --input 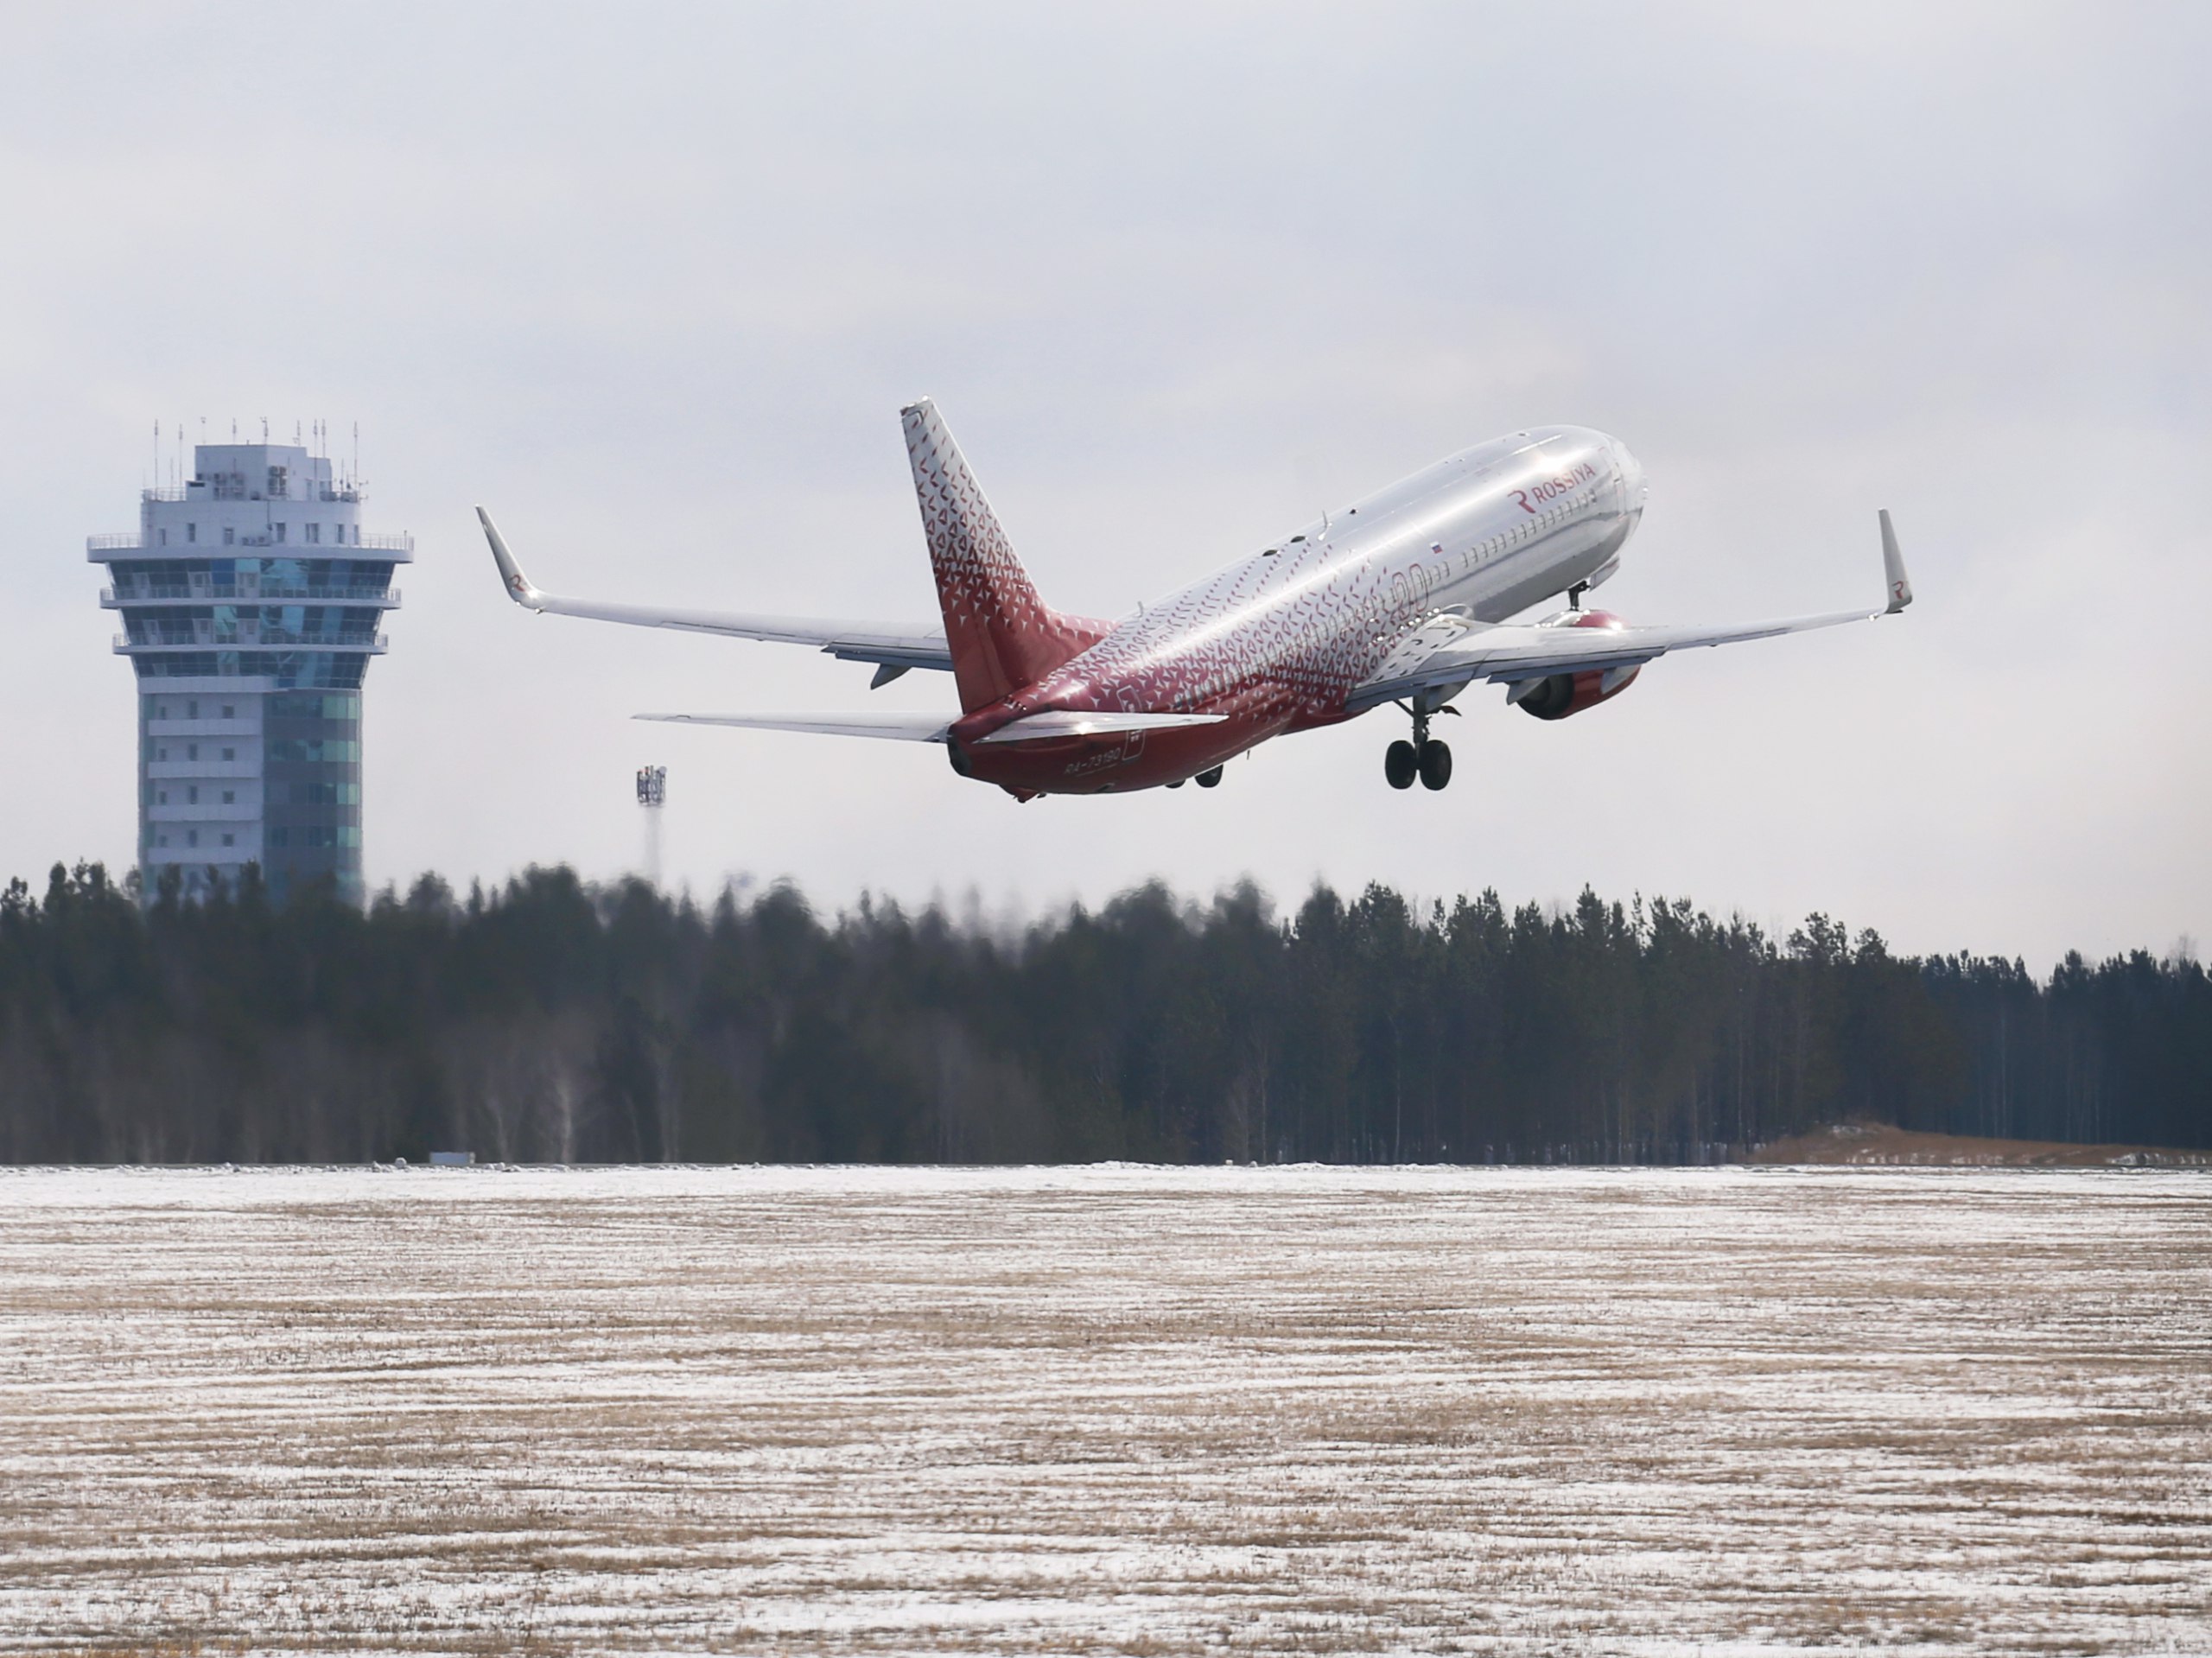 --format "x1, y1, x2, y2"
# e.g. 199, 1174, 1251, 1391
1879, 509, 1912, 614
477, 507, 543, 610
